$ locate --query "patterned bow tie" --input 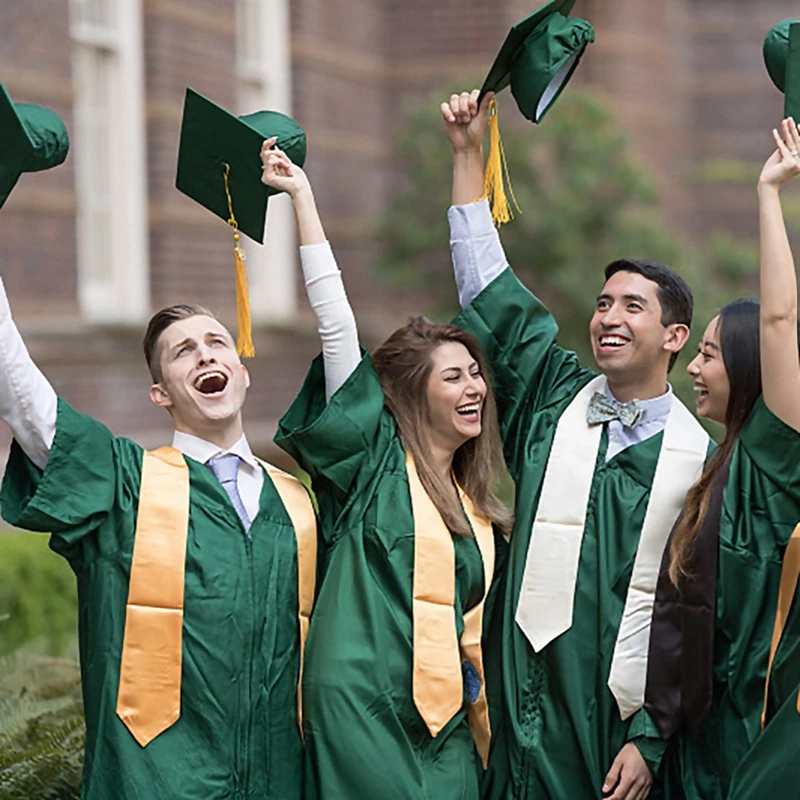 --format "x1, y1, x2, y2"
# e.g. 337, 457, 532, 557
586, 391, 643, 428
